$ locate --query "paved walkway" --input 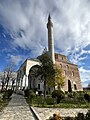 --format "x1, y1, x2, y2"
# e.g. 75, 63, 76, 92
0, 93, 36, 120
34, 107, 89, 120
